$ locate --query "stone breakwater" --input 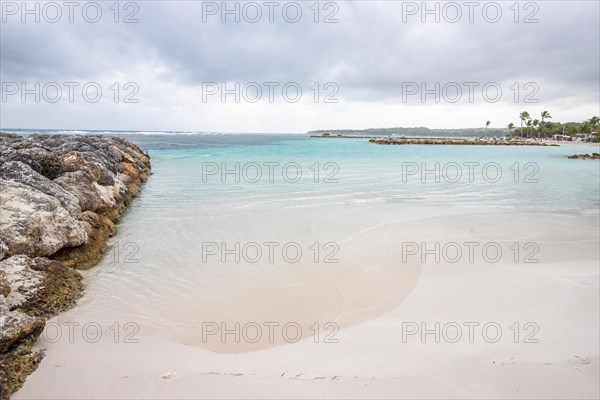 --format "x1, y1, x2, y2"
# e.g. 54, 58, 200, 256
566, 153, 600, 159
369, 137, 559, 146
0, 132, 151, 398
